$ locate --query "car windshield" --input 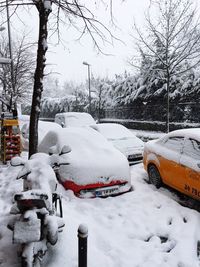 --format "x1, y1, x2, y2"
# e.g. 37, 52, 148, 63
97, 124, 136, 139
